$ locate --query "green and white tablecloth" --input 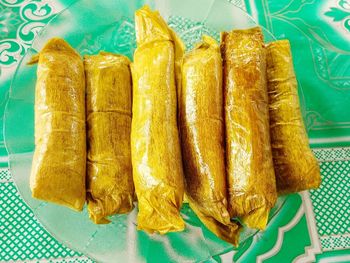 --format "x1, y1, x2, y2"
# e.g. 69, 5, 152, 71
0, 0, 349, 262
